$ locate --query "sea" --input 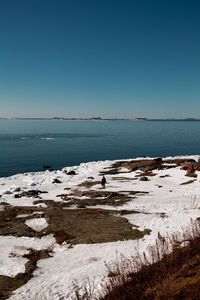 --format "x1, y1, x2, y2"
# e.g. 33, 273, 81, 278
0, 119, 200, 177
